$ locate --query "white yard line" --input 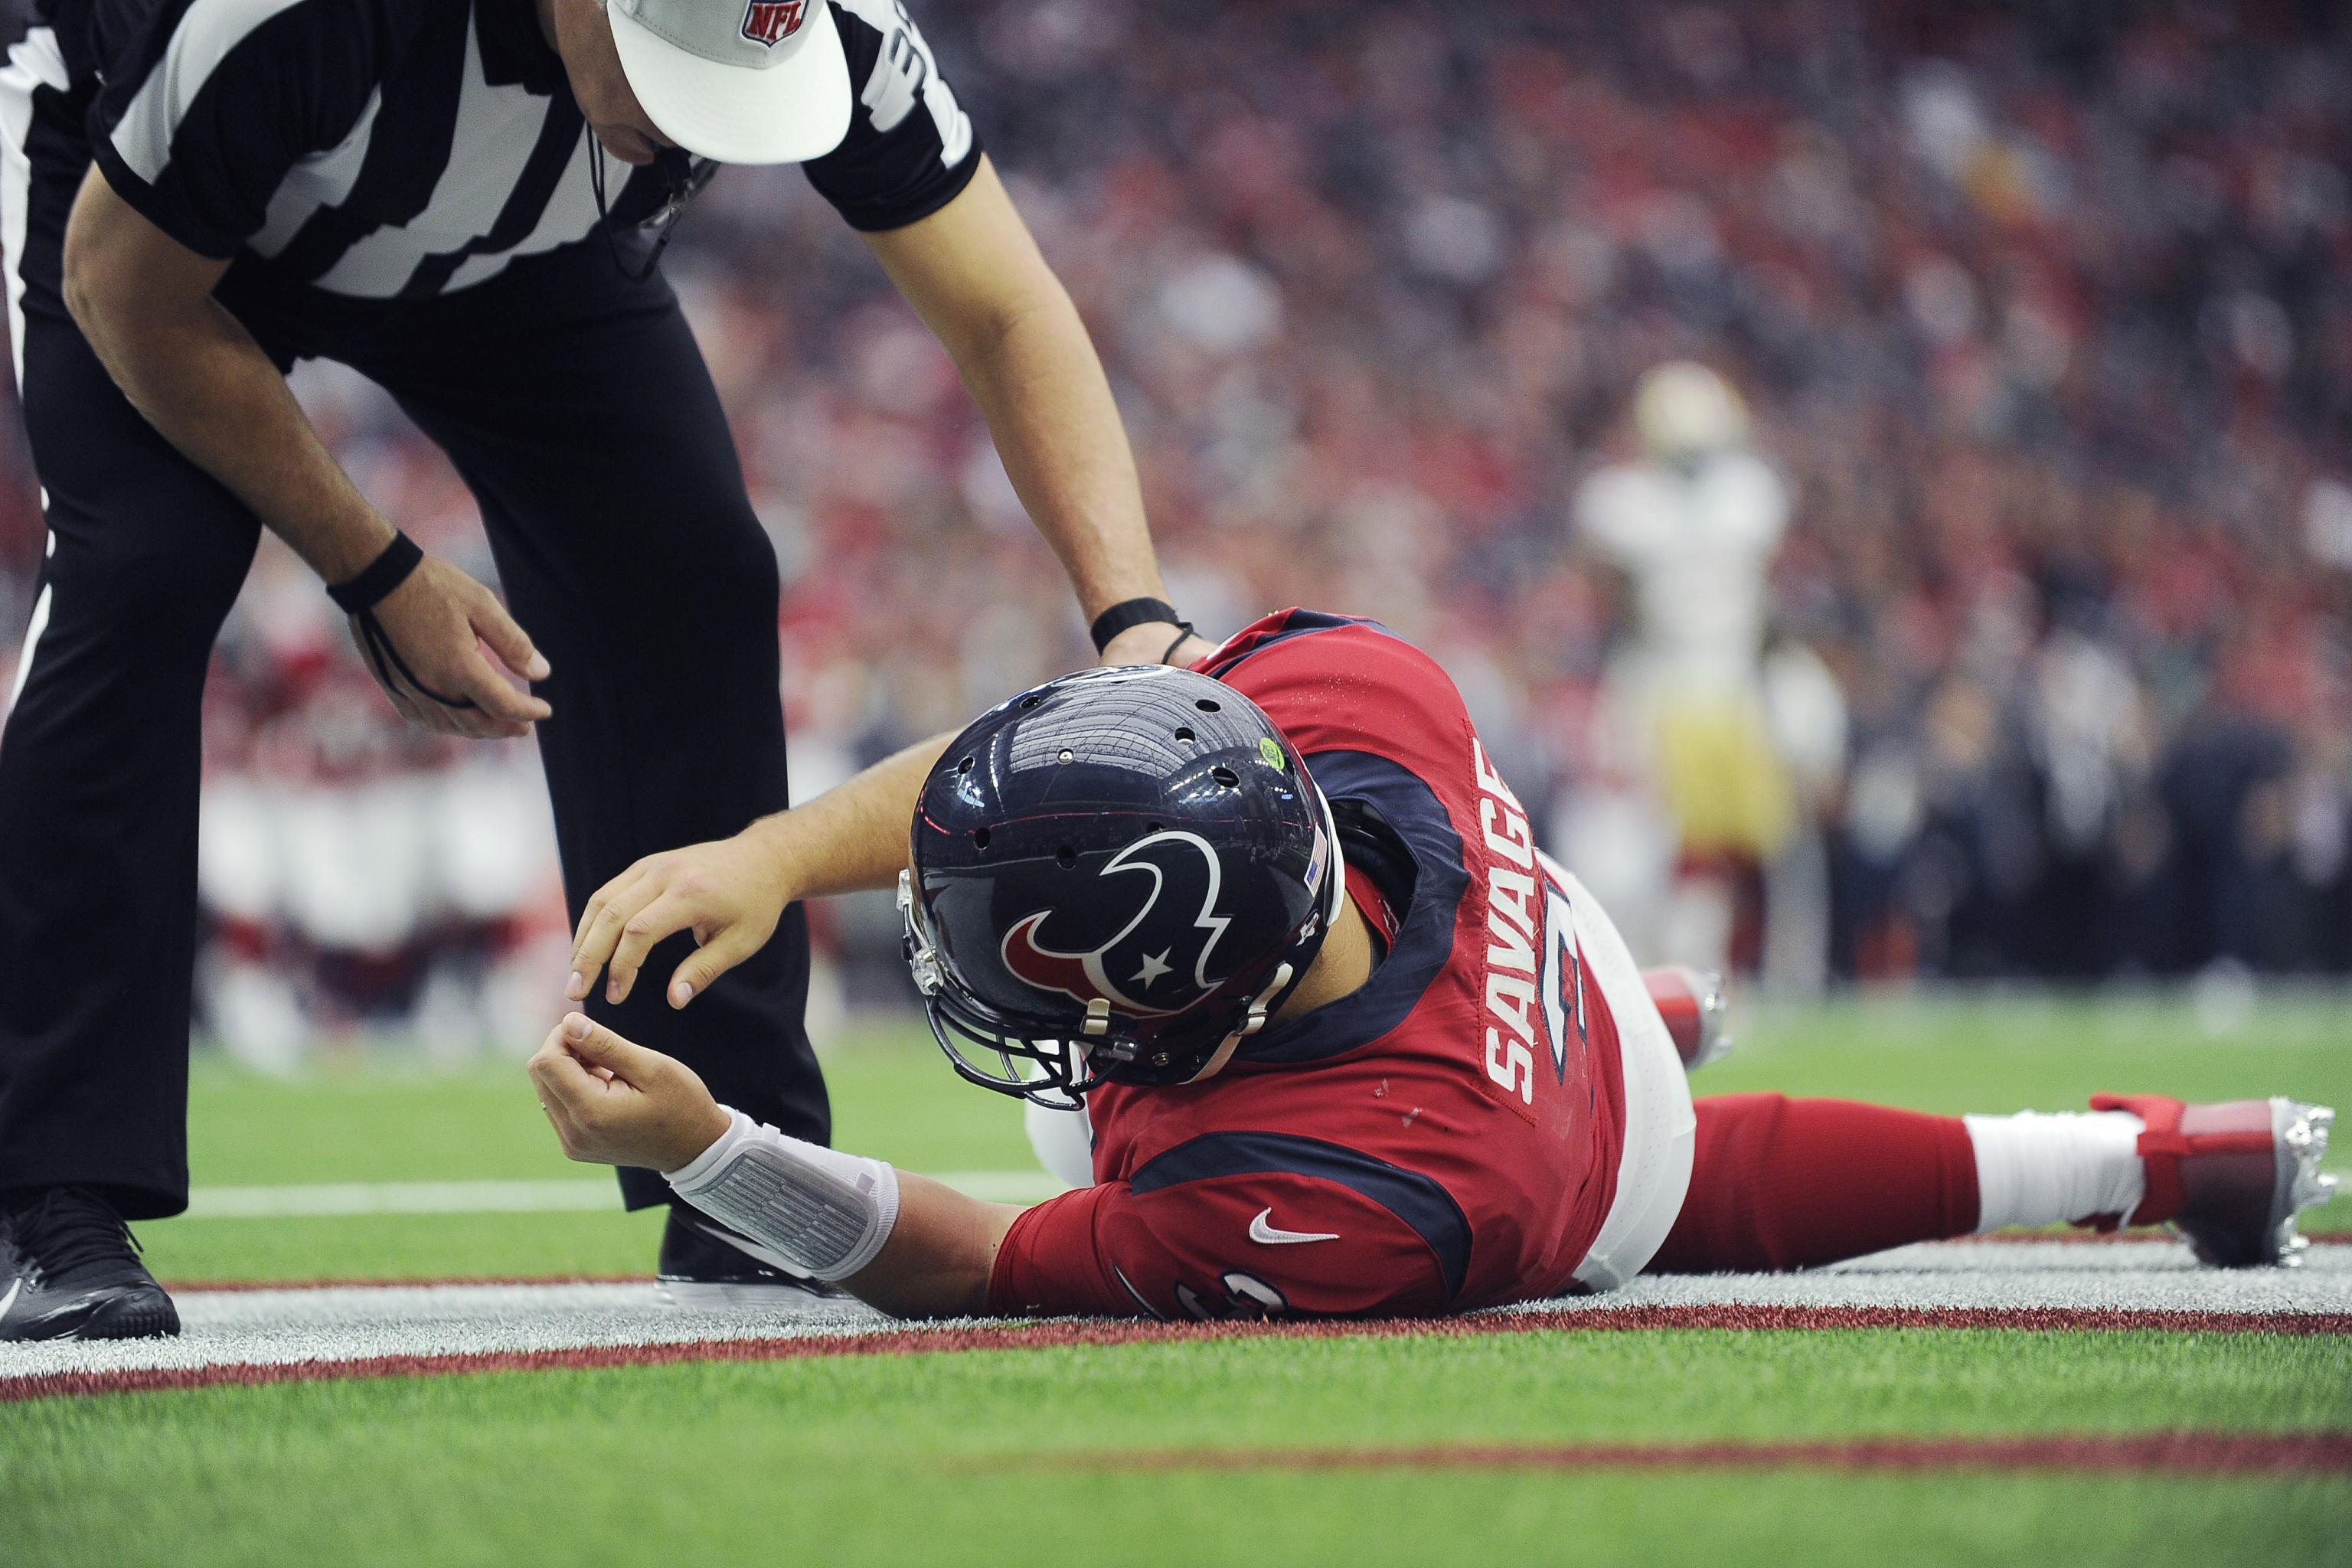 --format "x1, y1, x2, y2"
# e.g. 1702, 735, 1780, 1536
182, 1171, 1065, 1218
185, 1181, 618, 1217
